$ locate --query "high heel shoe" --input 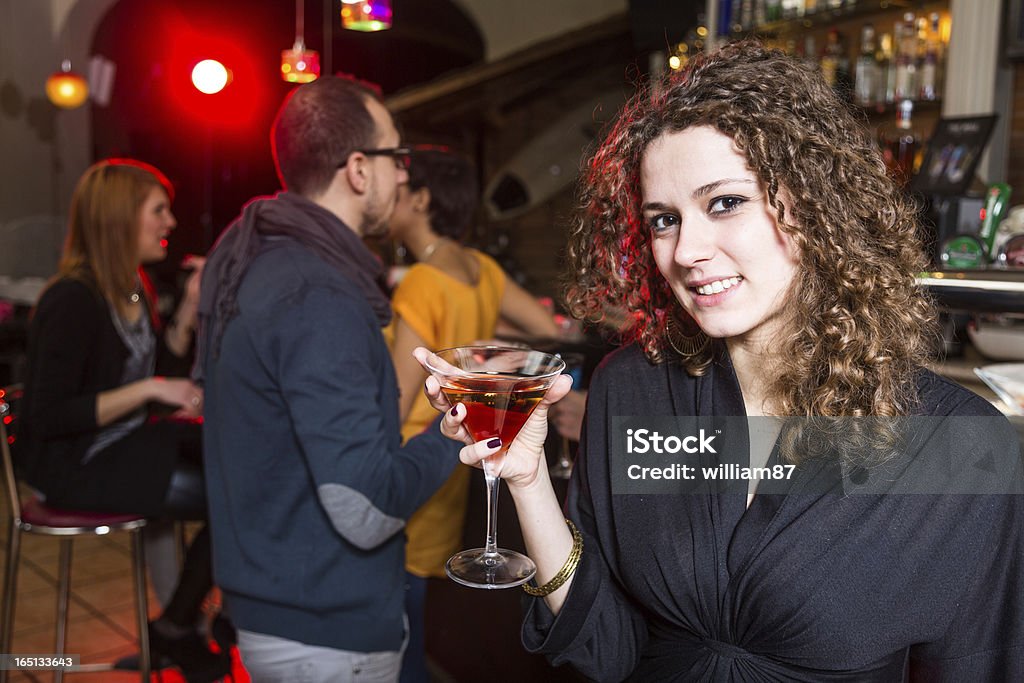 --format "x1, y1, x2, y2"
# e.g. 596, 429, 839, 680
148, 622, 232, 683
210, 612, 238, 652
